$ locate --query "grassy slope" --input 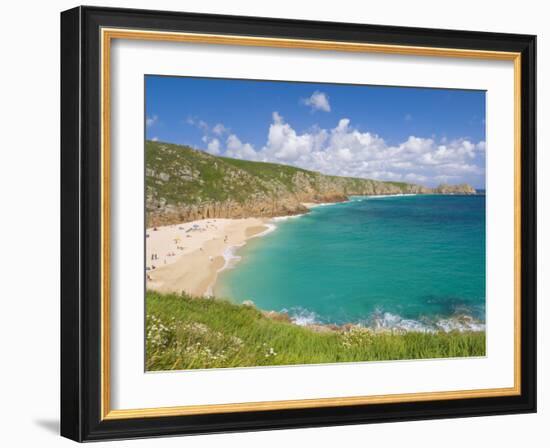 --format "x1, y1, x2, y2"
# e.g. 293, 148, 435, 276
146, 141, 267, 205
220, 156, 317, 191
146, 291, 486, 371
145, 140, 425, 208
146, 141, 314, 206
